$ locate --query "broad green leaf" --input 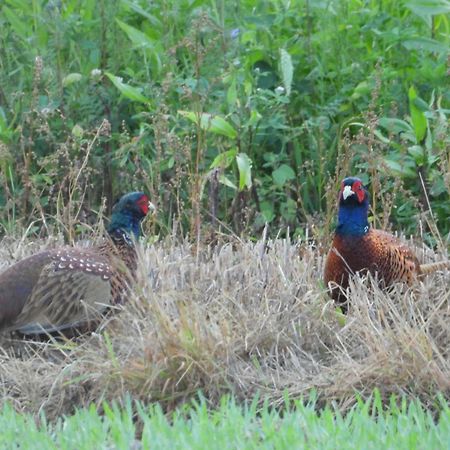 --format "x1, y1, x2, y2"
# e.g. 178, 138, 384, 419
373, 129, 391, 144
244, 79, 253, 96
106, 73, 151, 103
272, 164, 296, 186
384, 159, 417, 178
412, 96, 430, 112
178, 111, 237, 139
178, 110, 197, 123
149, 51, 162, 78
430, 175, 447, 196
227, 78, 237, 107
279, 48, 293, 96
218, 174, 237, 190
71, 124, 84, 138
155, 156, 175, 171
63, 73, 82, 87
280, 197, 297, 222
433, 12, 450, 36
405, 0, 450, 17
116, 19, 155, 49
408, 86, 427, 143
401, 37, 448, 54
121, 0, 163, 29
236, 153, 252, 190
210, 148, 238, 169
408, 145, 426, 165
209, 116, 237, 139
376, 119, 418, 143
31, 173, 53, 185
245, 110, 262, 128
351, 80, 371, 99
260, 201, 275, 222
378, 118, 413, 134
116, 19, 162, 77
347, 121, 366, 128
